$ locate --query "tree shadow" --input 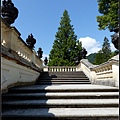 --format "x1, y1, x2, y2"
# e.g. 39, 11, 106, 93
36, 72, 57, 85
2, 72, 57, 120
